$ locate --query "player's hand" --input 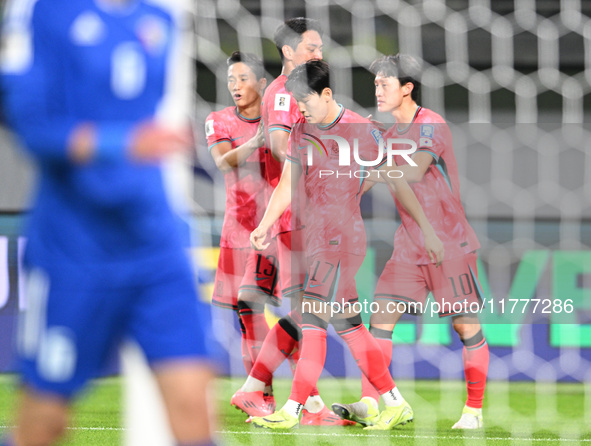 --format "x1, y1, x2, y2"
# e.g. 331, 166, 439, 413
424, 231, 444, 267
253, 121, 265, 148
129, 121, 193, 161
250, 226, 270, 251
366, 114, 386, 133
